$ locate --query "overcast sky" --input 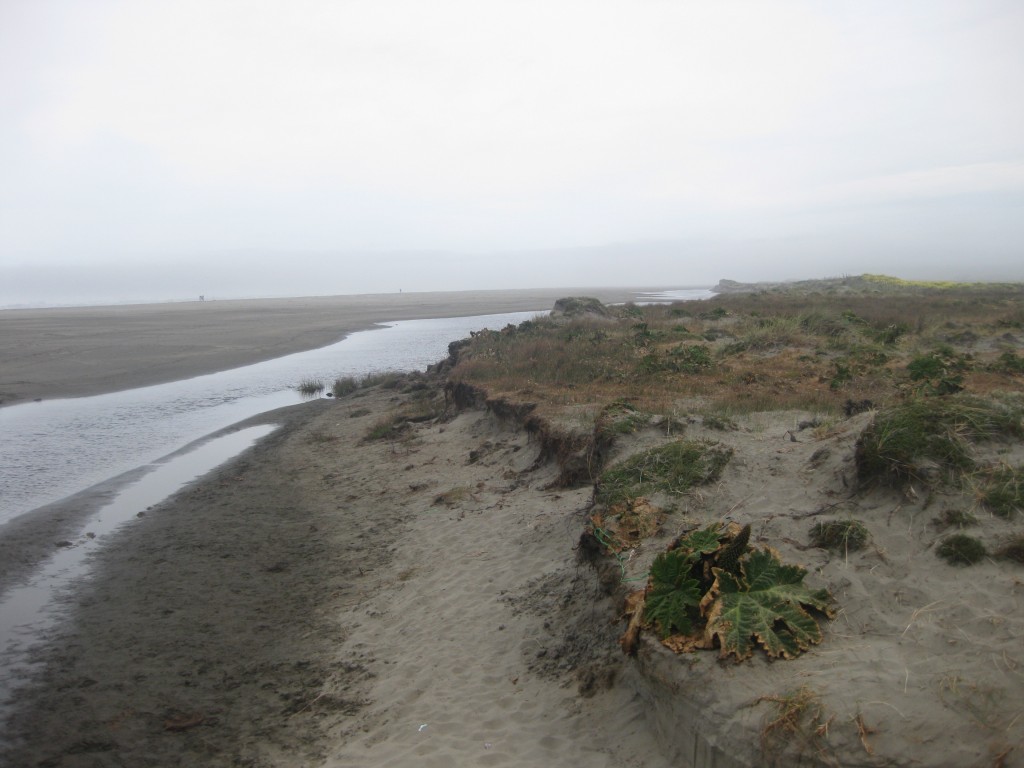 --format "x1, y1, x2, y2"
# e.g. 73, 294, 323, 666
1, 0, 1022, 304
